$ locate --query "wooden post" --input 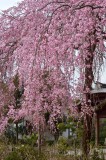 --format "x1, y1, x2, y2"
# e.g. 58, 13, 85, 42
95, 113, 99, 146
